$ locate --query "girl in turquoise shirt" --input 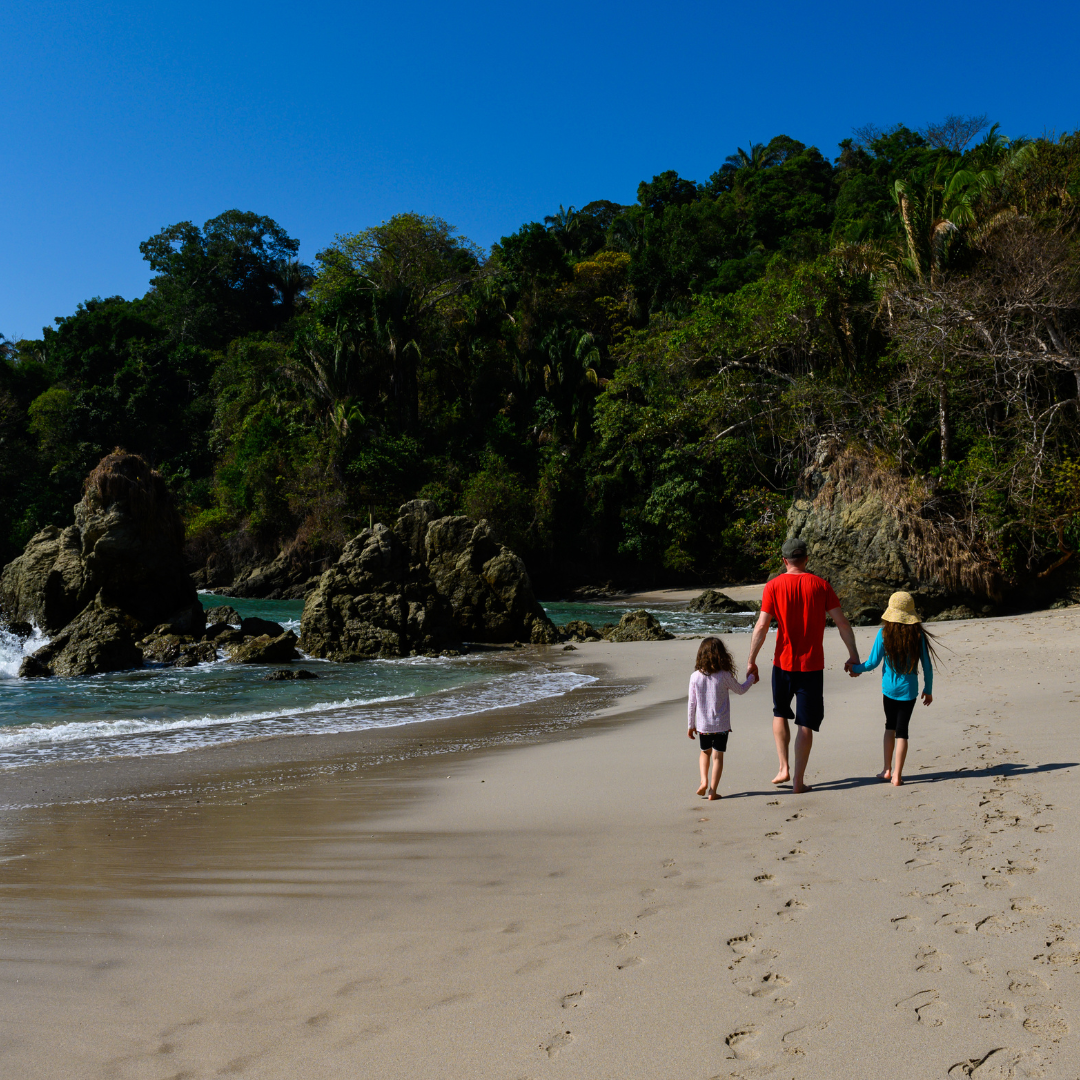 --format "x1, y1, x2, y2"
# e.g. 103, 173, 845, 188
849, 591, 938, 786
